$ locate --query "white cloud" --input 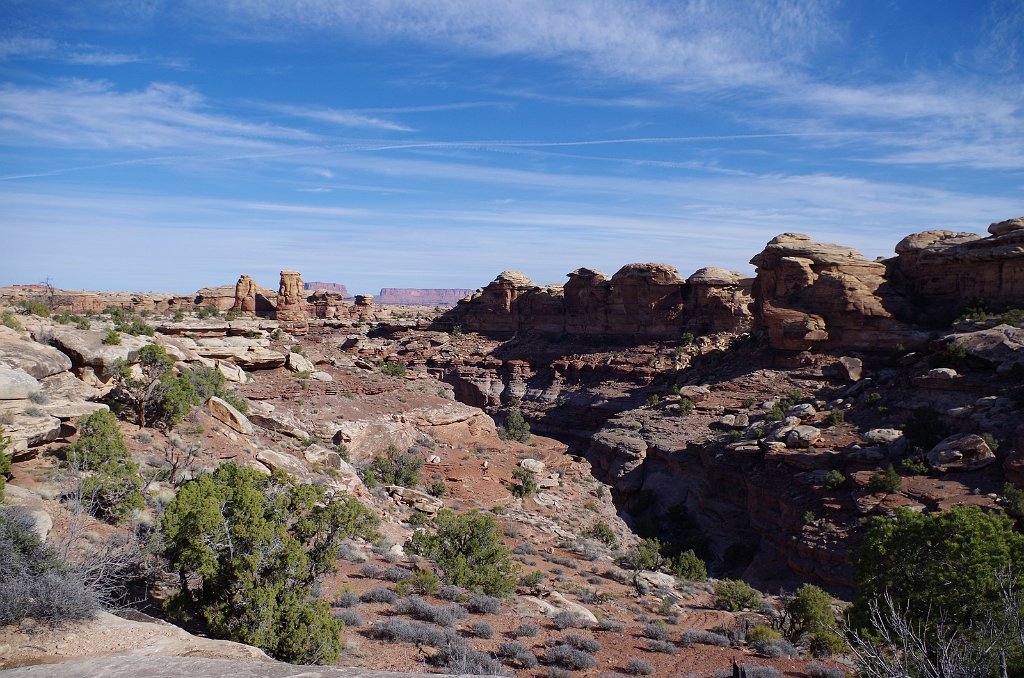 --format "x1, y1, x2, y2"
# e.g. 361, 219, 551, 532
0, 80, 316, 150
268, 103, 414, 132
